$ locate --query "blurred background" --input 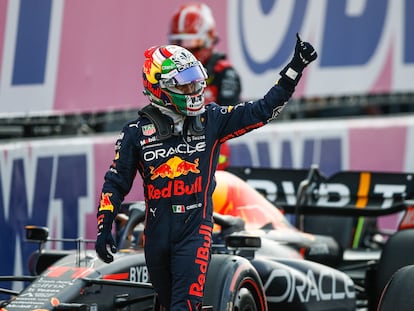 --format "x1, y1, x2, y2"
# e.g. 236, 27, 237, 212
0, 0, 413, 138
